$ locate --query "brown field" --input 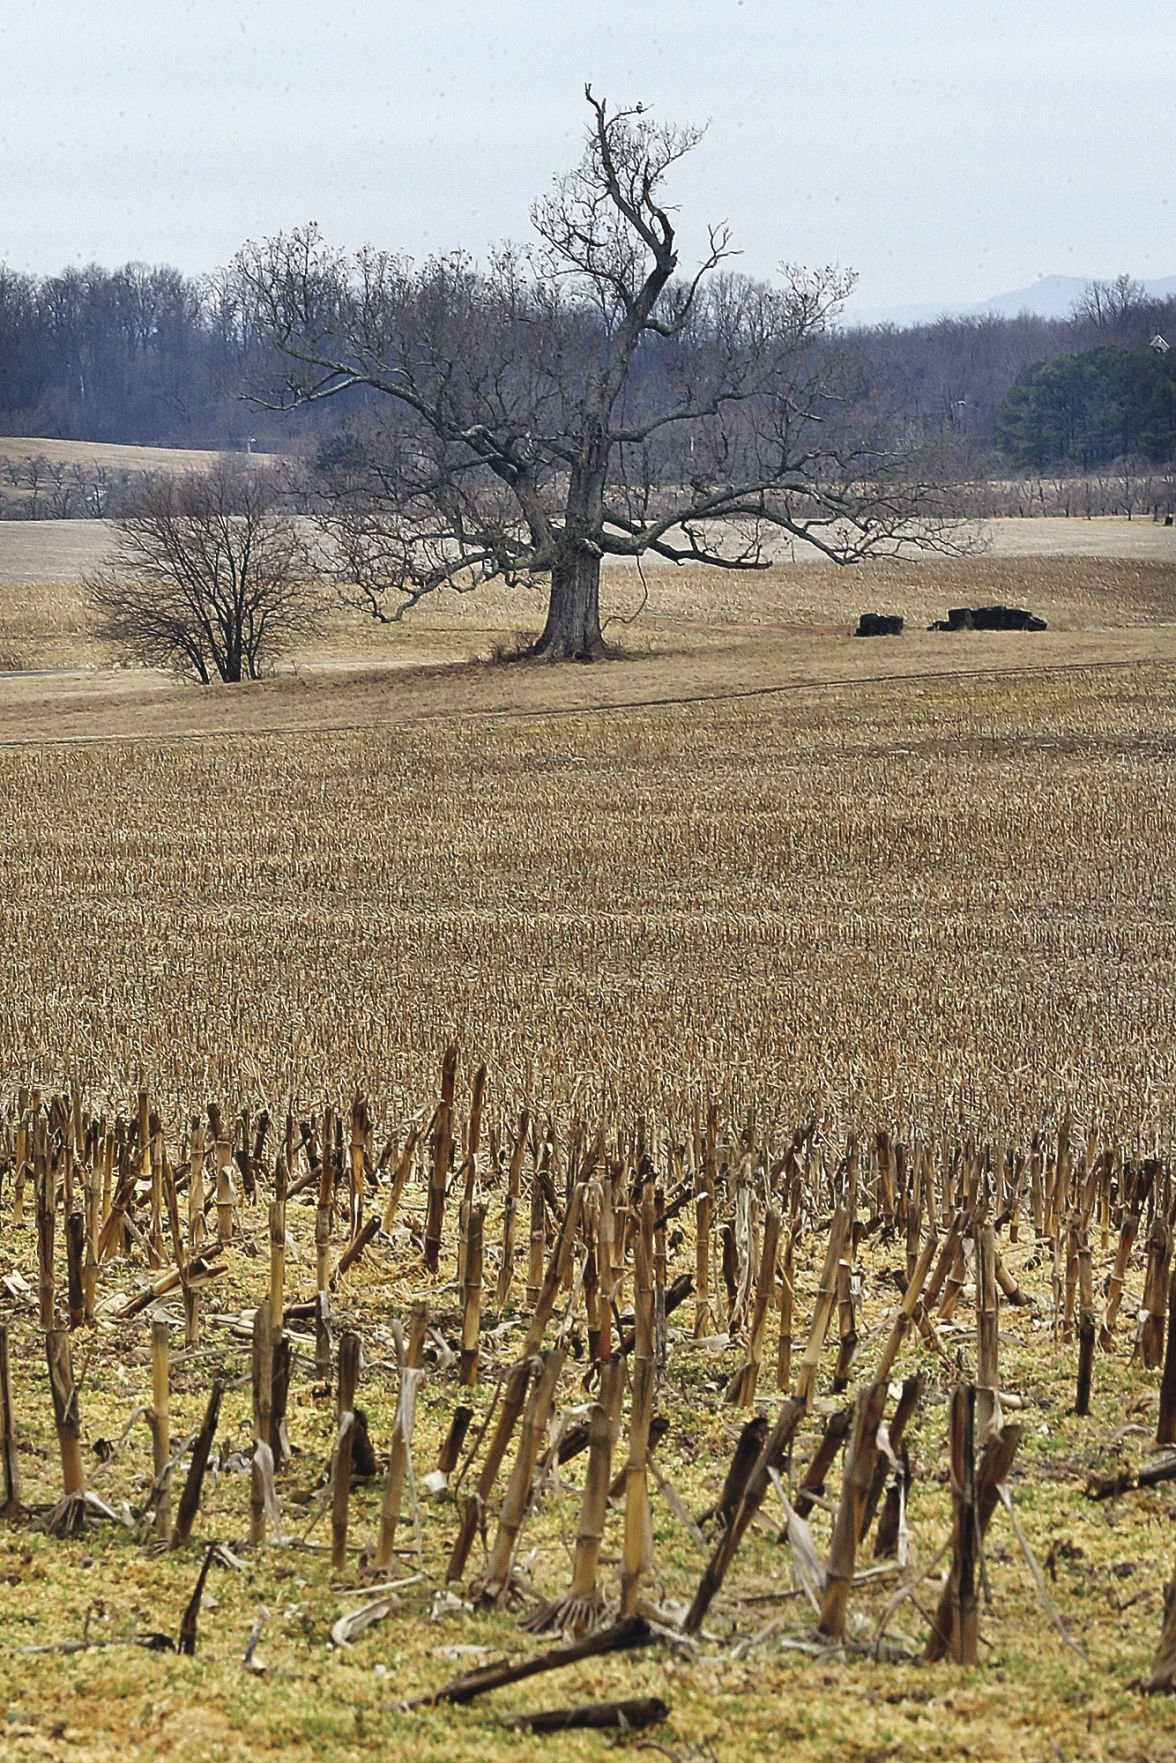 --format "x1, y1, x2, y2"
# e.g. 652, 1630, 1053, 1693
0, 436, 284, 521
0, 436, 282, 474
0, 512, 1175, 1763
